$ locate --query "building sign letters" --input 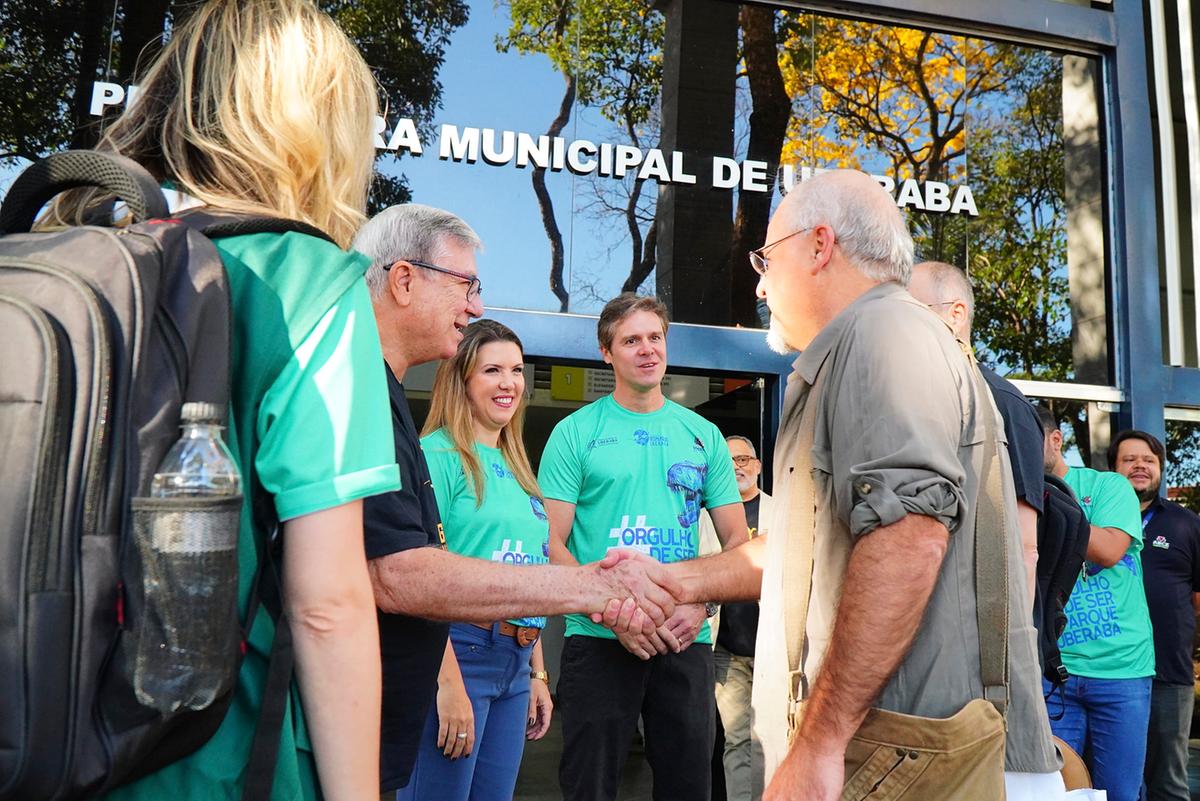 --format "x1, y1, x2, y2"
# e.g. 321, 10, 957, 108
91, 81, 978, 216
